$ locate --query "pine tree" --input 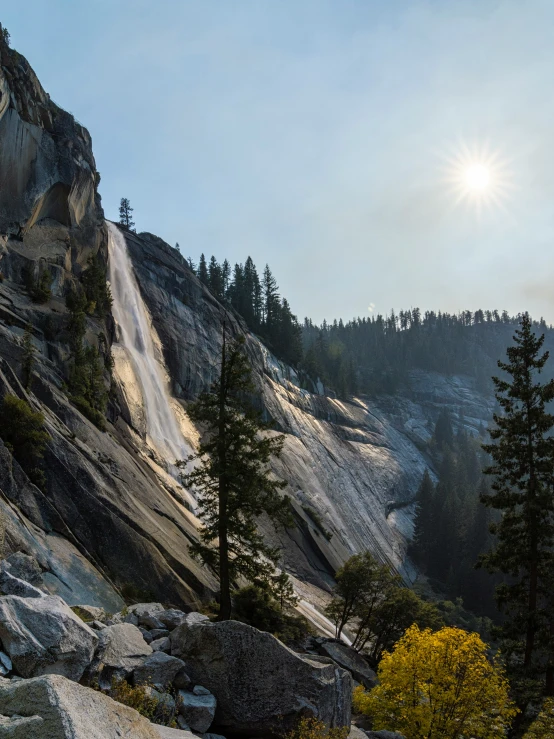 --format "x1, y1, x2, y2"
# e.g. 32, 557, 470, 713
180, 331, 292, 620
480, 313, 554, 698
410, 470, 435, 568
118, 198, 135, 231
198, 254, 208, 285
21, 324, 36, 391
